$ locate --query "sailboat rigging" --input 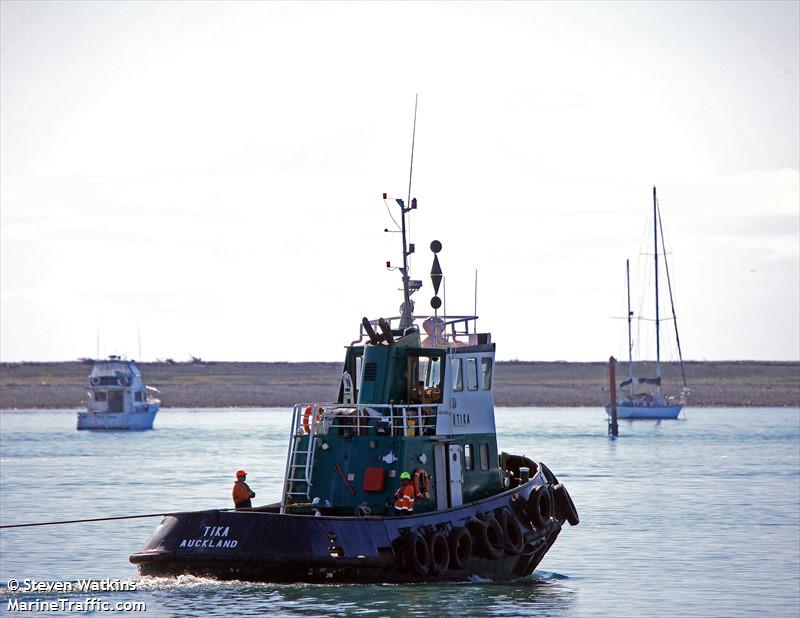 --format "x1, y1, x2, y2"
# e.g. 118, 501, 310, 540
607, 186, 688, 420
